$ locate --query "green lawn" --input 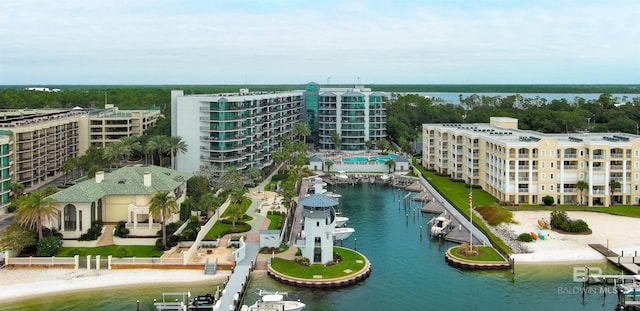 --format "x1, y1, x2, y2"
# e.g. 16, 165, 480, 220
271, 247, 366, 279
266, 213, 284, 230
449, 246, 506, 262
222, 198, 252, 217
204, 220, 252, 240
58, 245, 162, 257
506, 204, 640, 218
413, 158, 512, 254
